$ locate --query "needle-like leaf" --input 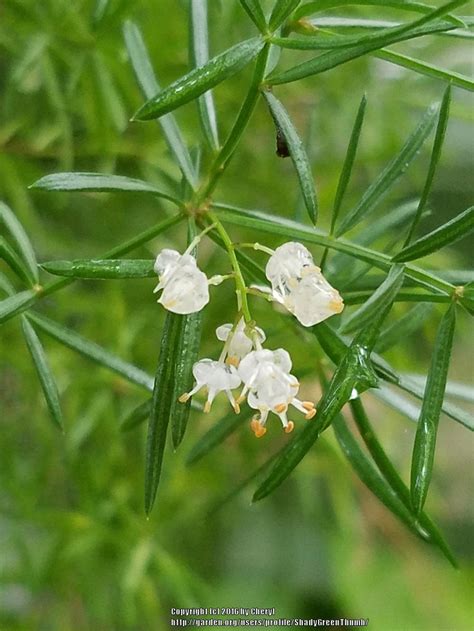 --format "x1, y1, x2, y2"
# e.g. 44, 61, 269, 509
341, 264, 405, 334
336, 395, 457, 565
0, 237, 36, 286
123, 21, 198, 189
375, 303, 434, 353
145, 313, 184, 515
393, 206, 474, 262
0, 289, 37, 324
190, 0, 220, 151
0, 202, 39, 284
403, 85, 452, 246
121, 398, 152, 432
269, 0, 301, 30
21, 317, 63, 431
372, 49, 474, 92
170, 309, 203, 449
27, 312, 154, 392
410, 302, 456, 514
336, 102, 438, 236
41, 259, 156, 279
262, 90, 318, 224
133, 38, 264, 121
30, 172, 181, 206
269, 1, 467, 83
238, 0, 268, 32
